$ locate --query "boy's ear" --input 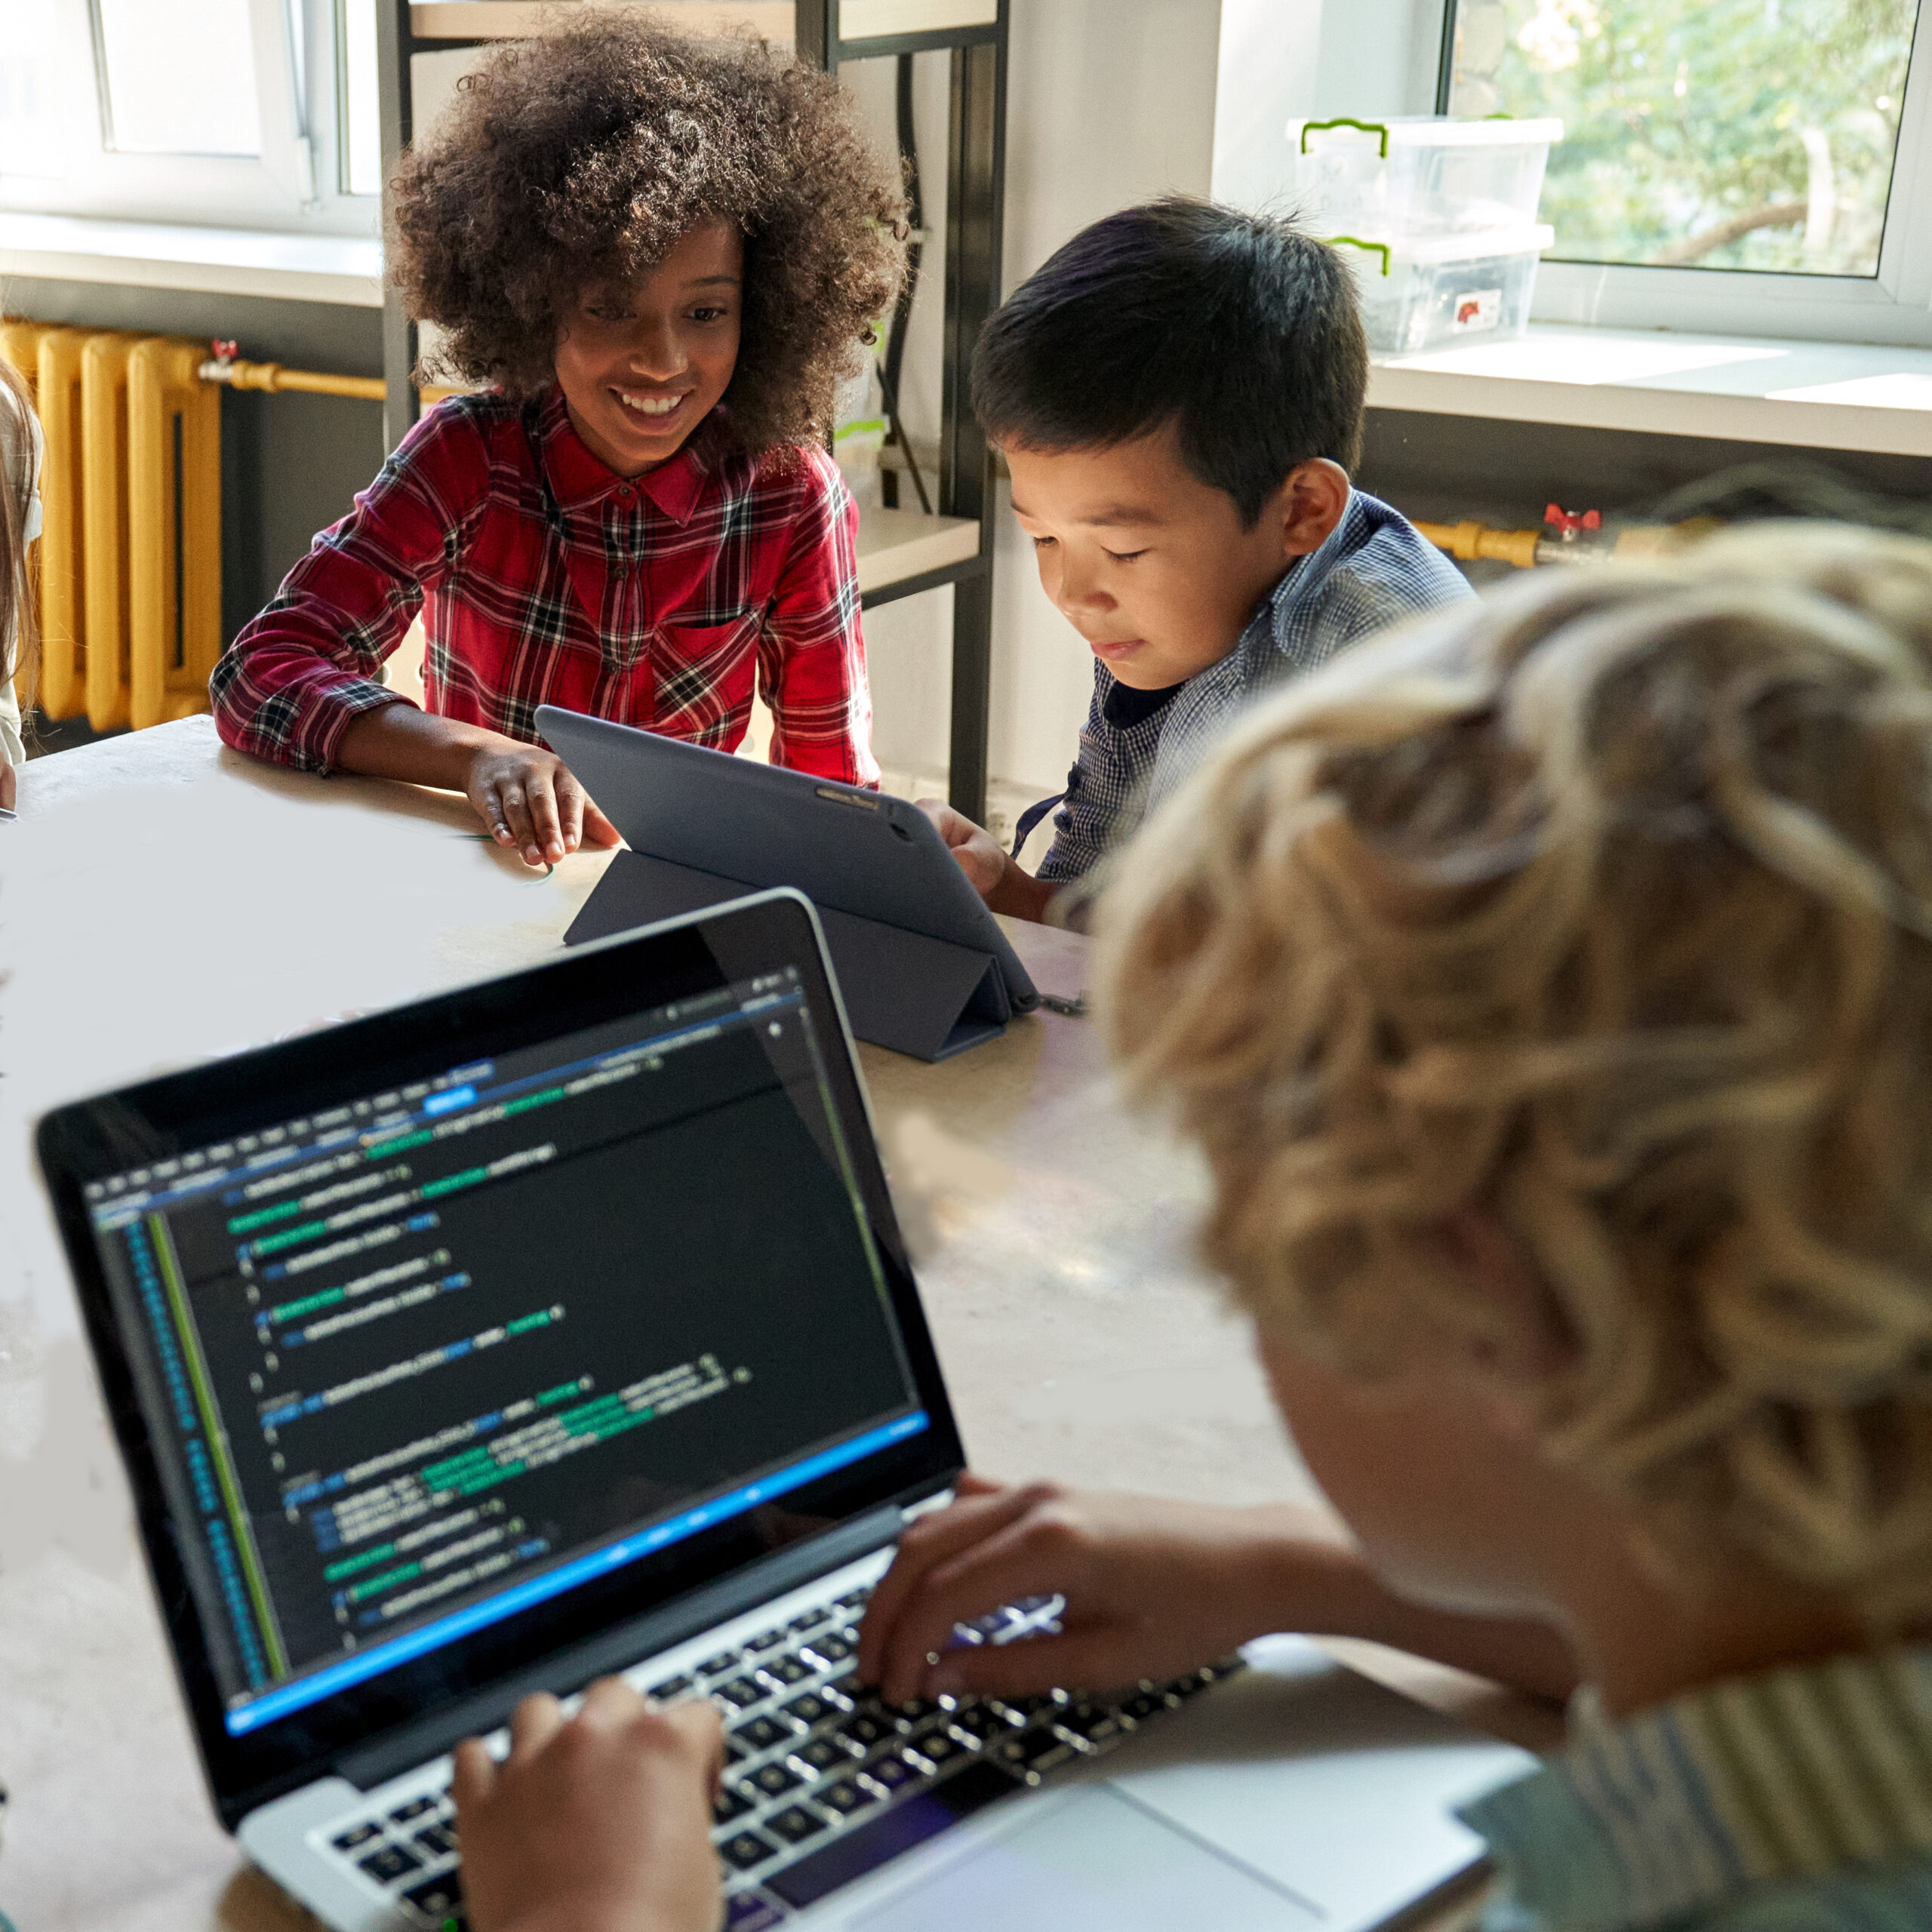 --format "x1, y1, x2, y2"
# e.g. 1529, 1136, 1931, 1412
1275, 459, 1352, 559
